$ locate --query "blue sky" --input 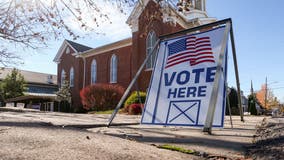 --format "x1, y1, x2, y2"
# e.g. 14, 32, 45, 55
206, 0, 284, 102
16, 0, 284, 102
